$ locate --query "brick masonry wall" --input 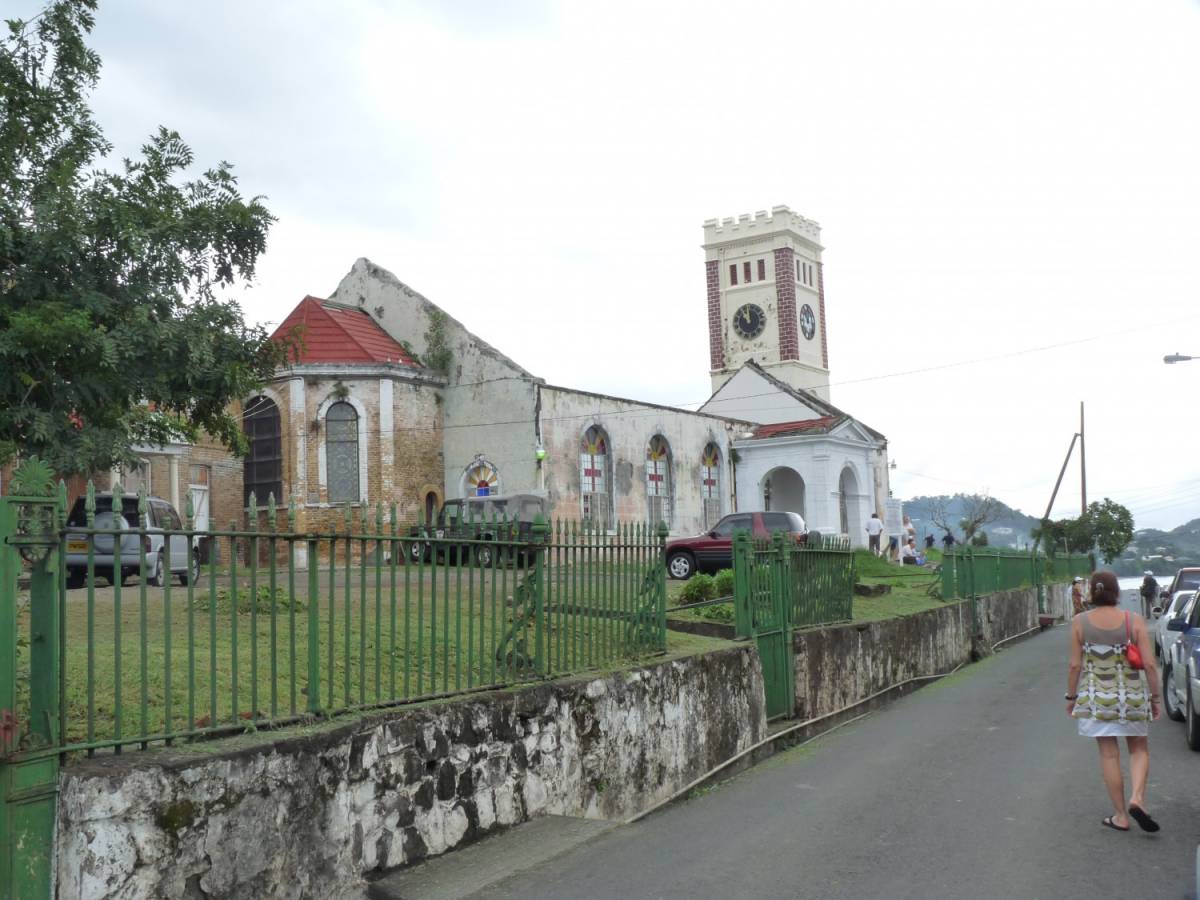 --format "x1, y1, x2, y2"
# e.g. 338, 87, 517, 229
705, 259, 724, 370
773, 247, 799, 360
817, 260, 829, 369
